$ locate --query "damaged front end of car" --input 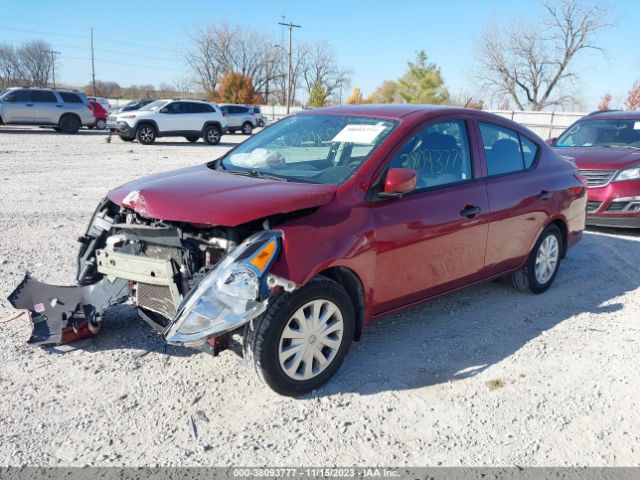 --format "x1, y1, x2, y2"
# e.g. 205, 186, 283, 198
7, 198, 295, 353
